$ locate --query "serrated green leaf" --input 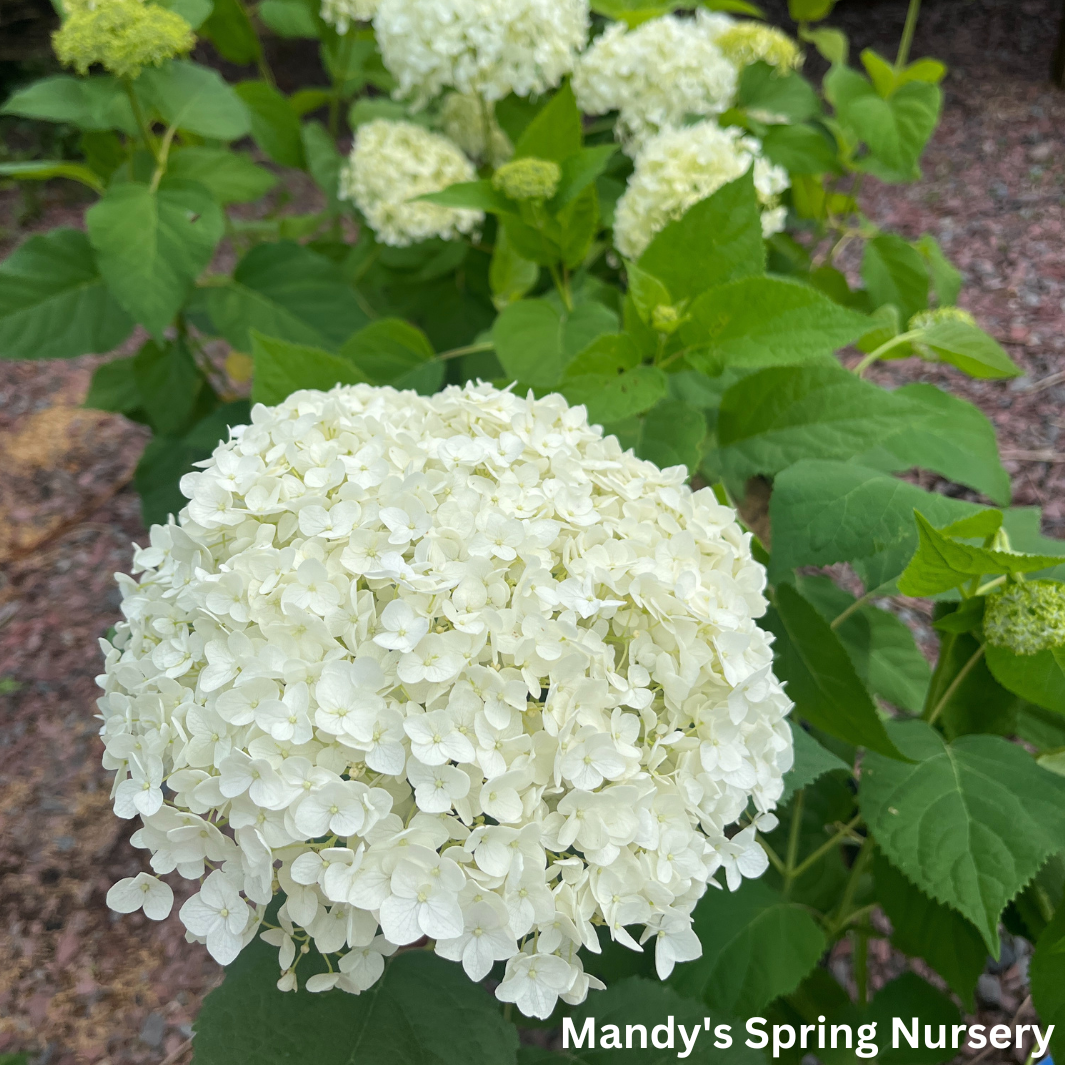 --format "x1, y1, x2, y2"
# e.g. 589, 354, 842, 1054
919, 319, 1021, 379
681, 276, 872, 372
861, 233, 929, 324
139, 61, 251, 140
166, 147, 277, 204
87, 180, 224, 336
872, 852, 986, 1009
0, 74, 135, 133
860, 719, 1065, 954
897, 511, 1065, 597
986, 643, 1065, 715
513, 82, 581, 163
338, 318, 443, 394
637, 398, 706, 474
781, 725, 849, 804
763, 582, 907, 758
191, 939, 518, 1065
235, 80, 304, 168
0, 228, 134, 359
251, 331, 368, 405
1031, 900, 1065, 1063
637, 171, 765, 301
669, 878, 826, 1013
768, 461, 982, 589
206, 241, 370, 352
